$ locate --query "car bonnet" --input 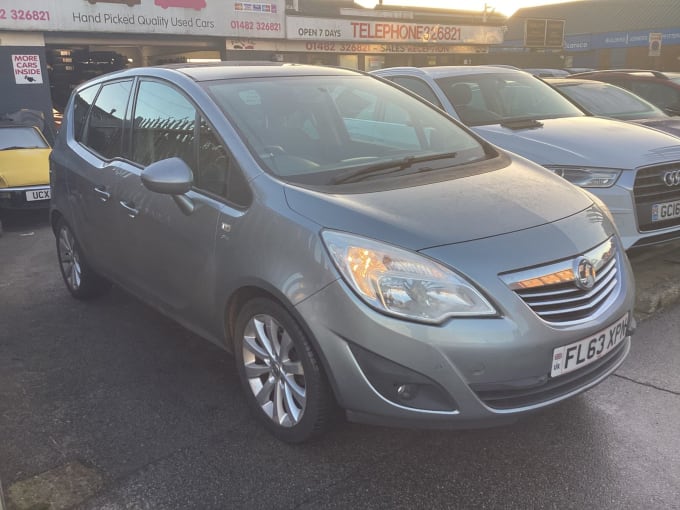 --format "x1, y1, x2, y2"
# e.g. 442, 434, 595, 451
284, 156, 593, 251
0, 148, 51, 187
473, 116, 680, 168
